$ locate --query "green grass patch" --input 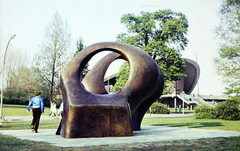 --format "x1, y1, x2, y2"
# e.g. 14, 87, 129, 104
0, 134, 27, 147
0, 133, 64, 150
0, 121, 60, 130
2, 104, 53, 116
141, 118, 240, 131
